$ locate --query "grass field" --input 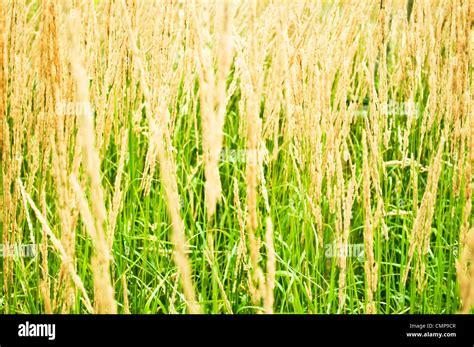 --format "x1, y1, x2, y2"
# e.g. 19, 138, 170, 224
0, 0, 473, 314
